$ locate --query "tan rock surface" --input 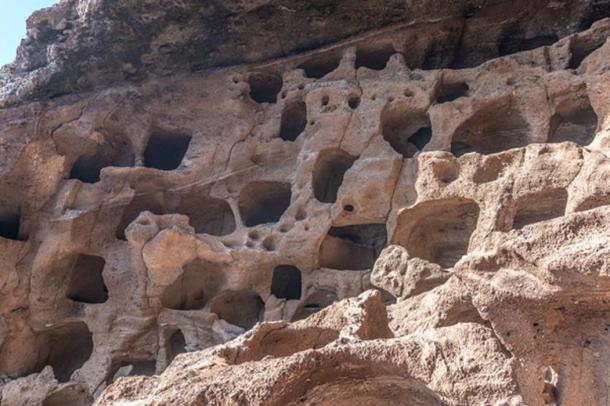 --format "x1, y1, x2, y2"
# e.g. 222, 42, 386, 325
97, 292, 523, 406
0, 1, 610, 405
